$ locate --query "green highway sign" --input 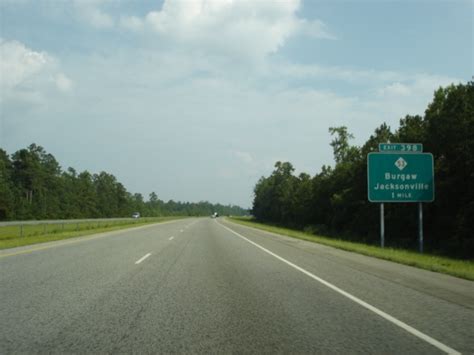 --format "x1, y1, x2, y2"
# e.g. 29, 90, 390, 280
367, 153, 434, 202
379, 143, 423, 153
